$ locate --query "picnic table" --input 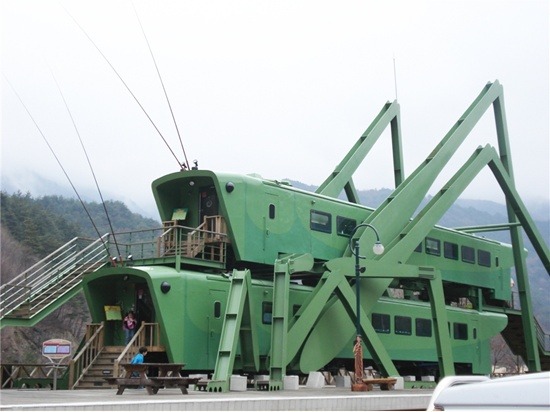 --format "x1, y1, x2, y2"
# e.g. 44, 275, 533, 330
104, 363, 199, 395
362, 377, 397, 391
